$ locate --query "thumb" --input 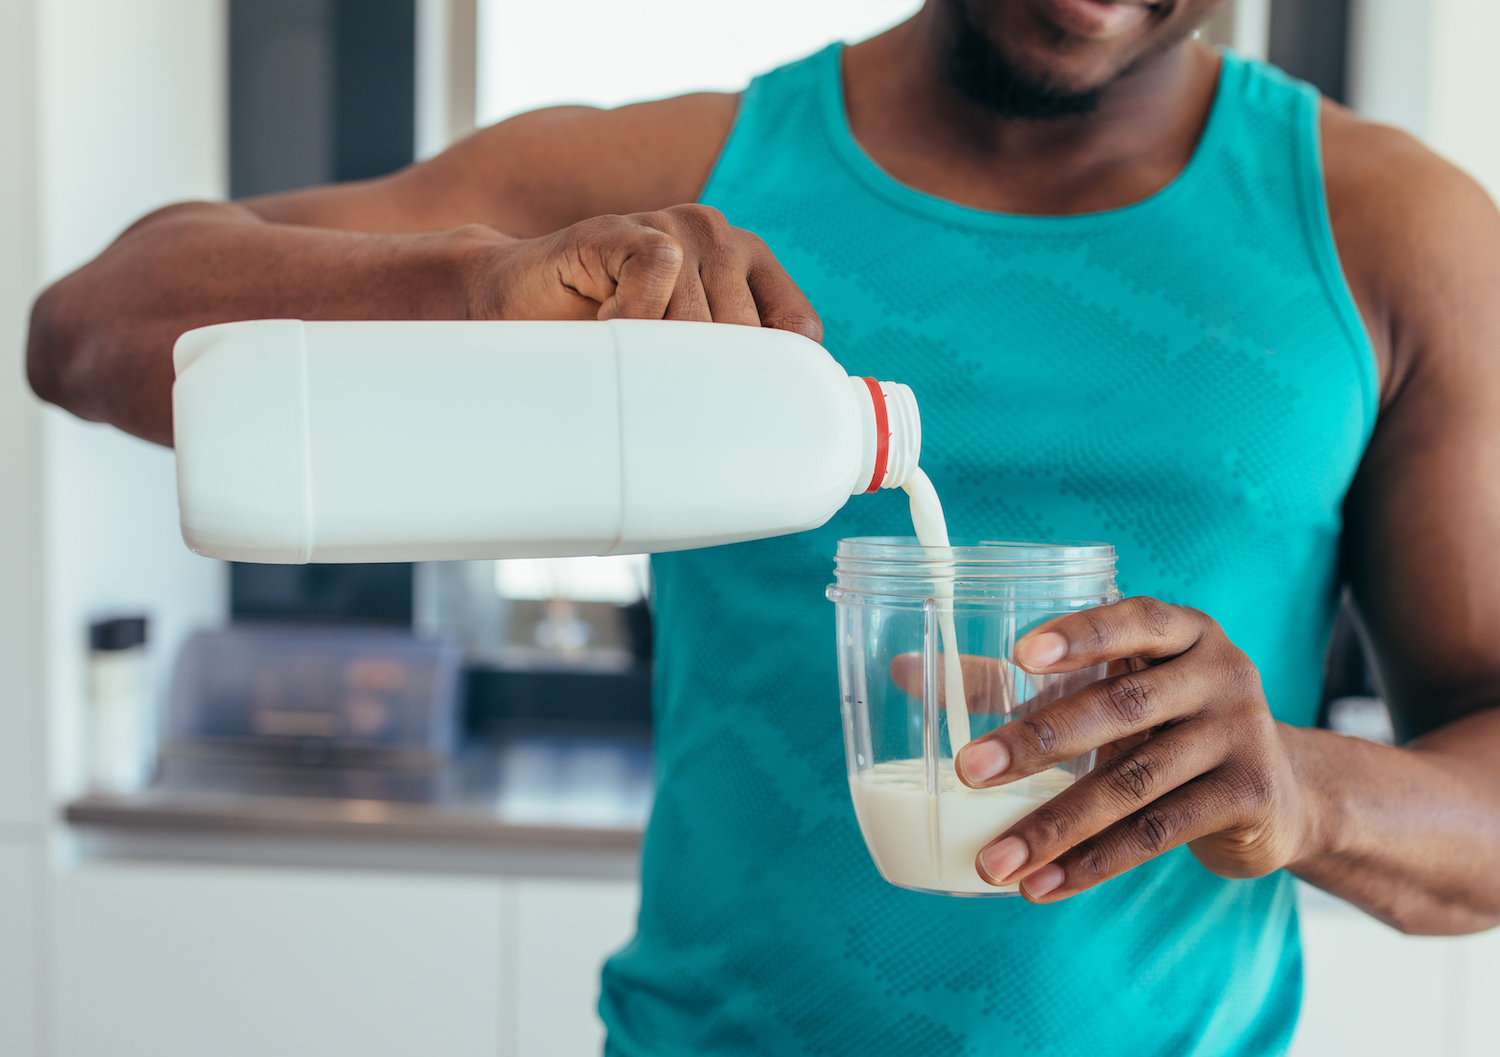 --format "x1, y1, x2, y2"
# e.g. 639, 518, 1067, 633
553, 216, 684, 321
596, 228, 683, 320
888, 652, 1013, 714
